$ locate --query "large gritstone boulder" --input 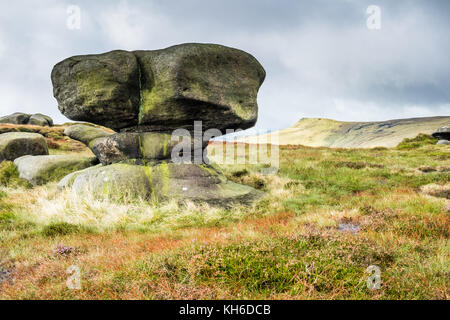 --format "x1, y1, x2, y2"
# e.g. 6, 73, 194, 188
14, 155, 98, 186
52, 43, 265, 132
53, 43, 266, 205
0, 132, 49, 162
